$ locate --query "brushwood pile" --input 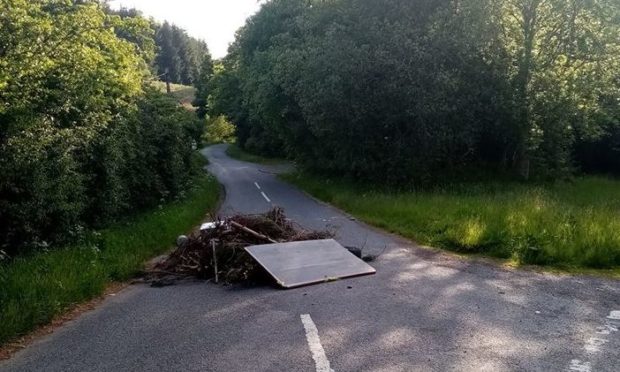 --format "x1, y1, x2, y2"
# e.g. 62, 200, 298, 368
148, 208, 333, 285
